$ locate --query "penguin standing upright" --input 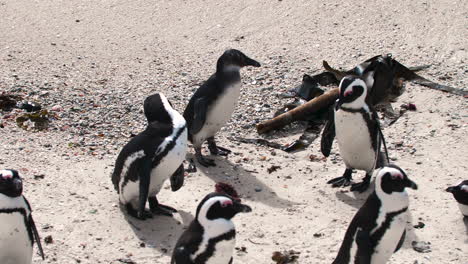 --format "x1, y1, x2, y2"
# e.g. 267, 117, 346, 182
183, 49, 261, 167
171, 192, 252, 264
0, 169, 44, 264
321, 75, 389, 192
446, 180, 468, 218
111, 93, 187, 220
332, 164, 417, 264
